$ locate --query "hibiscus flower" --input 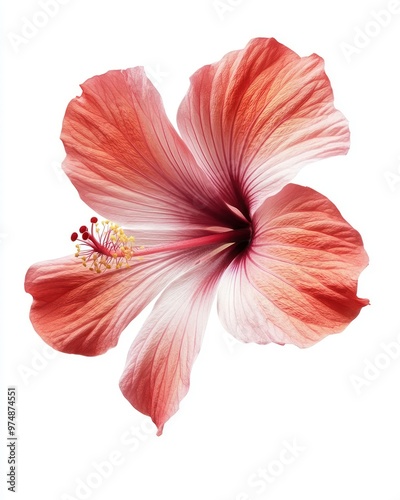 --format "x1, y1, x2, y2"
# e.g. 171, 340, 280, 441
25, 38, 368, 435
